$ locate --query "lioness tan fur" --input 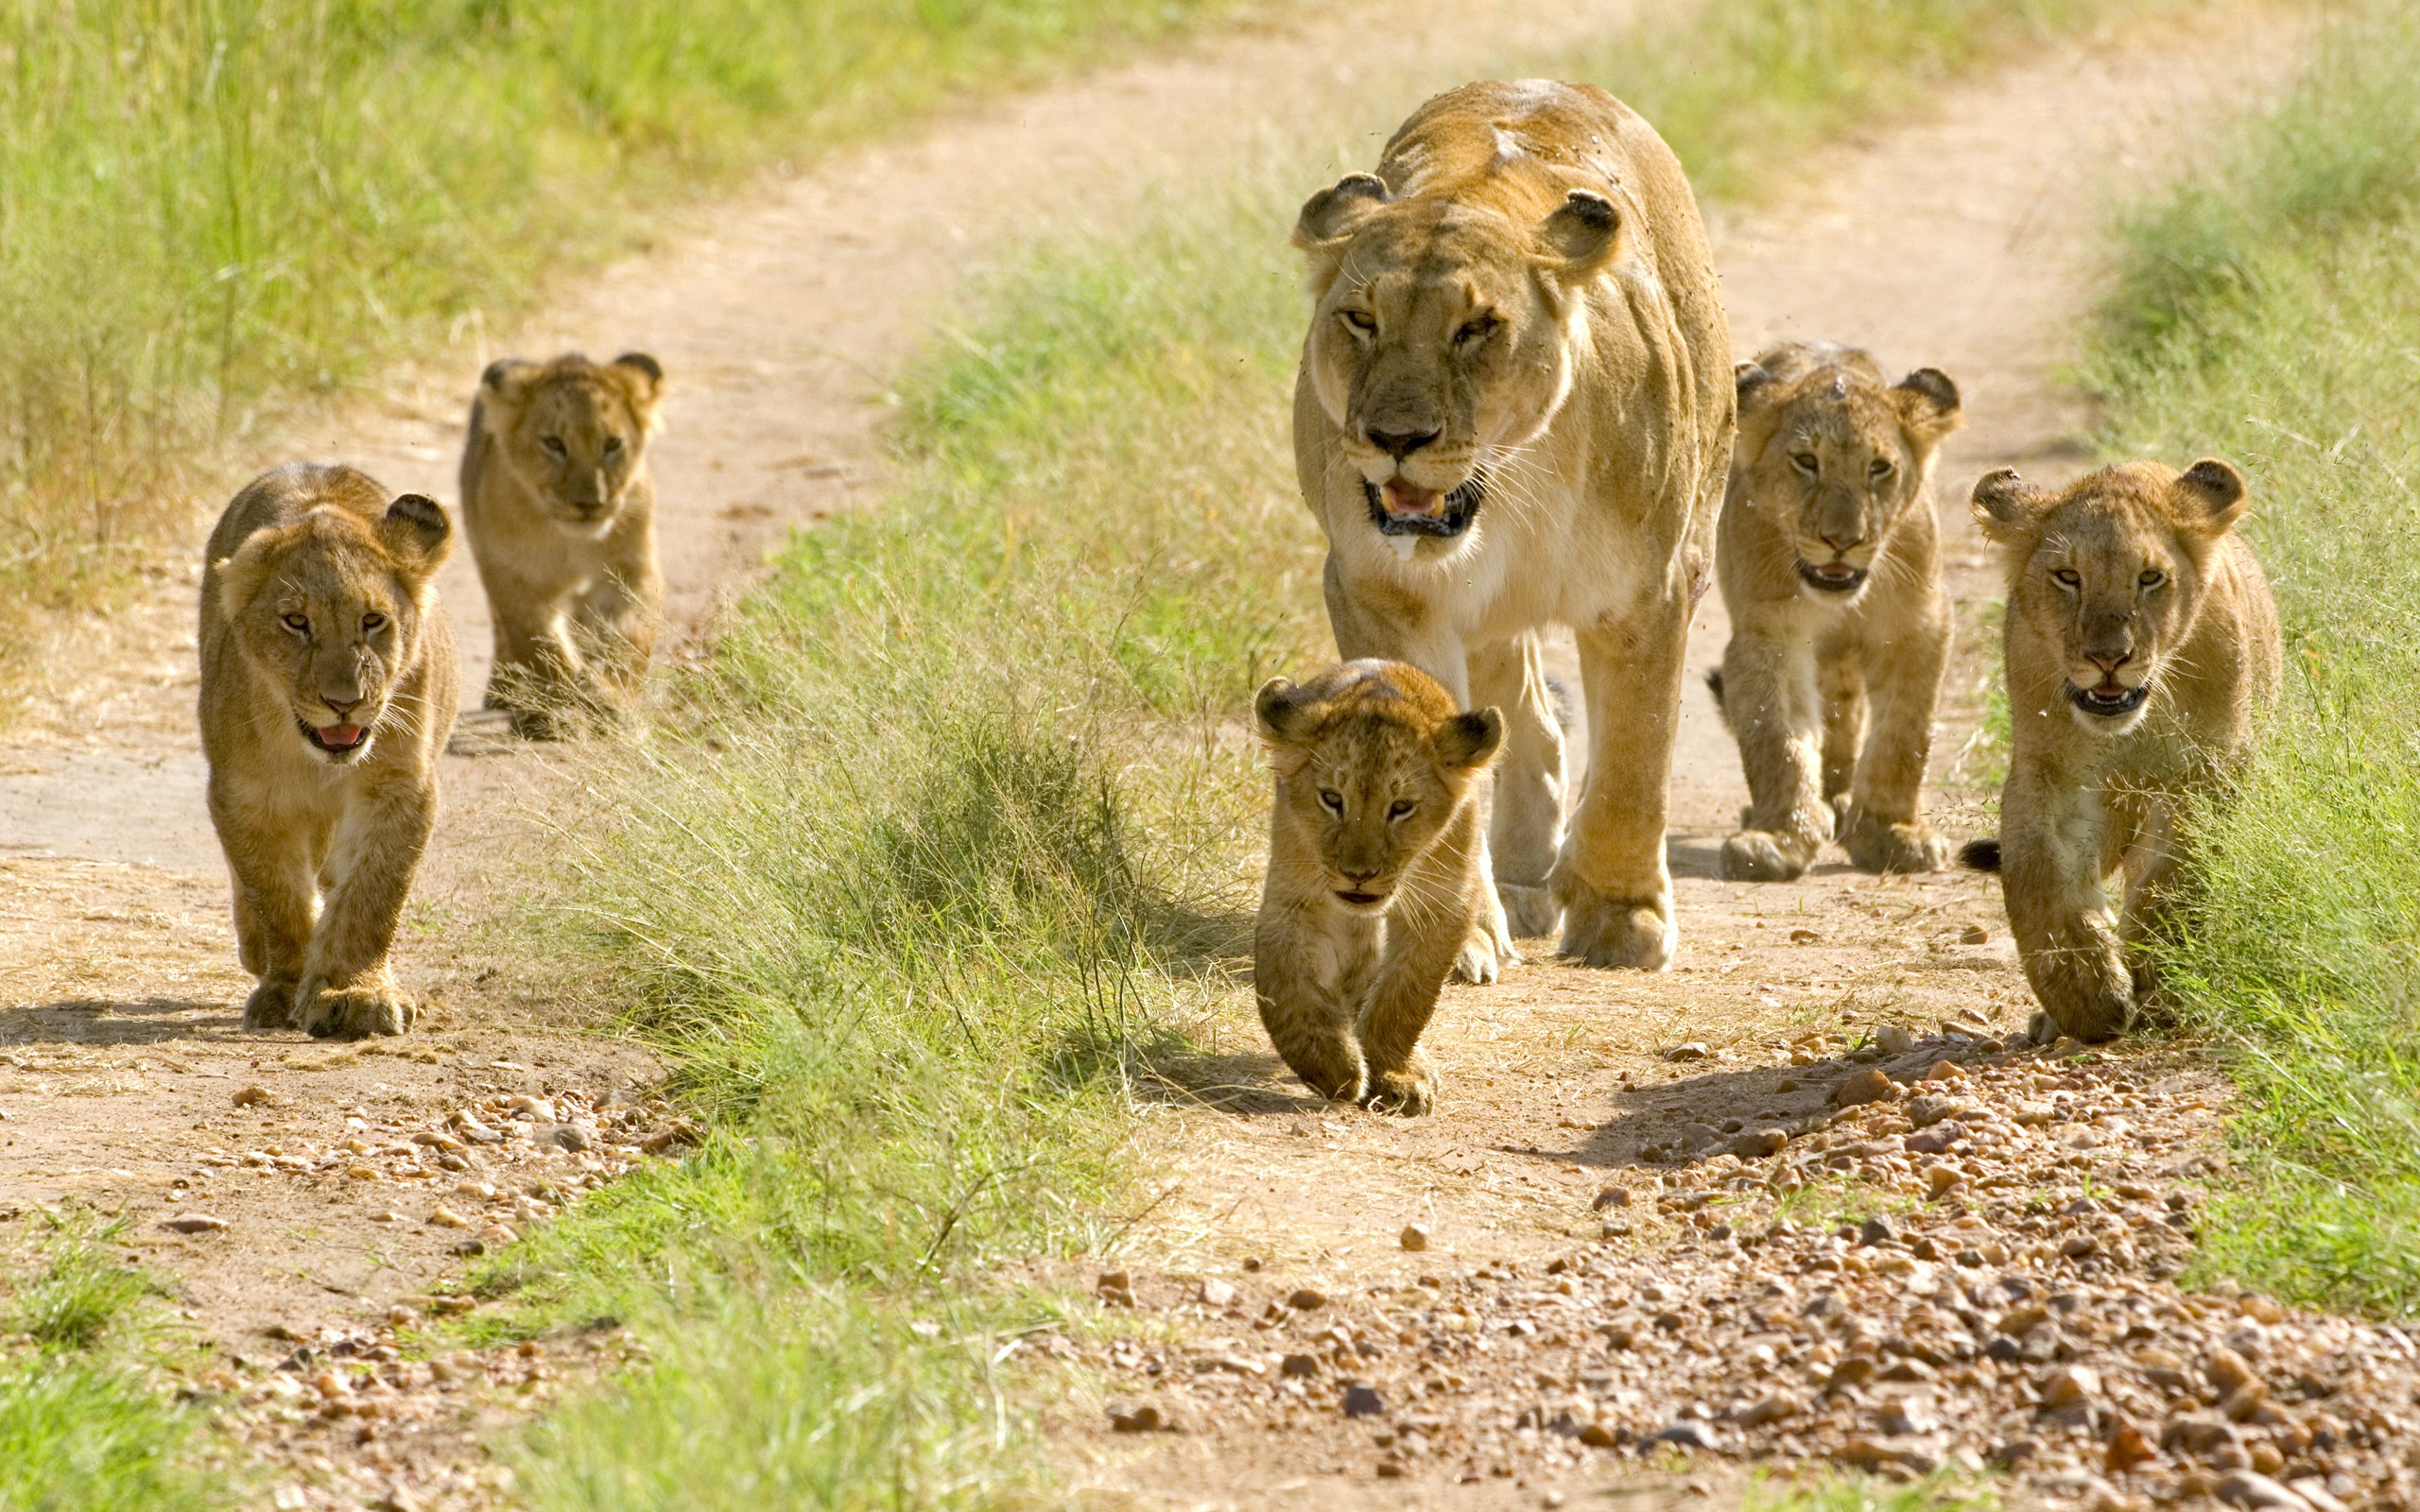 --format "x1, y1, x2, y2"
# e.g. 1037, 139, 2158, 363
1712, 342, 1963, 881
199, 463, 459, 1039
1967, 458, 2280, 1040
1291, 79, 1730, 978
459, 352, 665, 738
1253, 662, 1503, 1115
